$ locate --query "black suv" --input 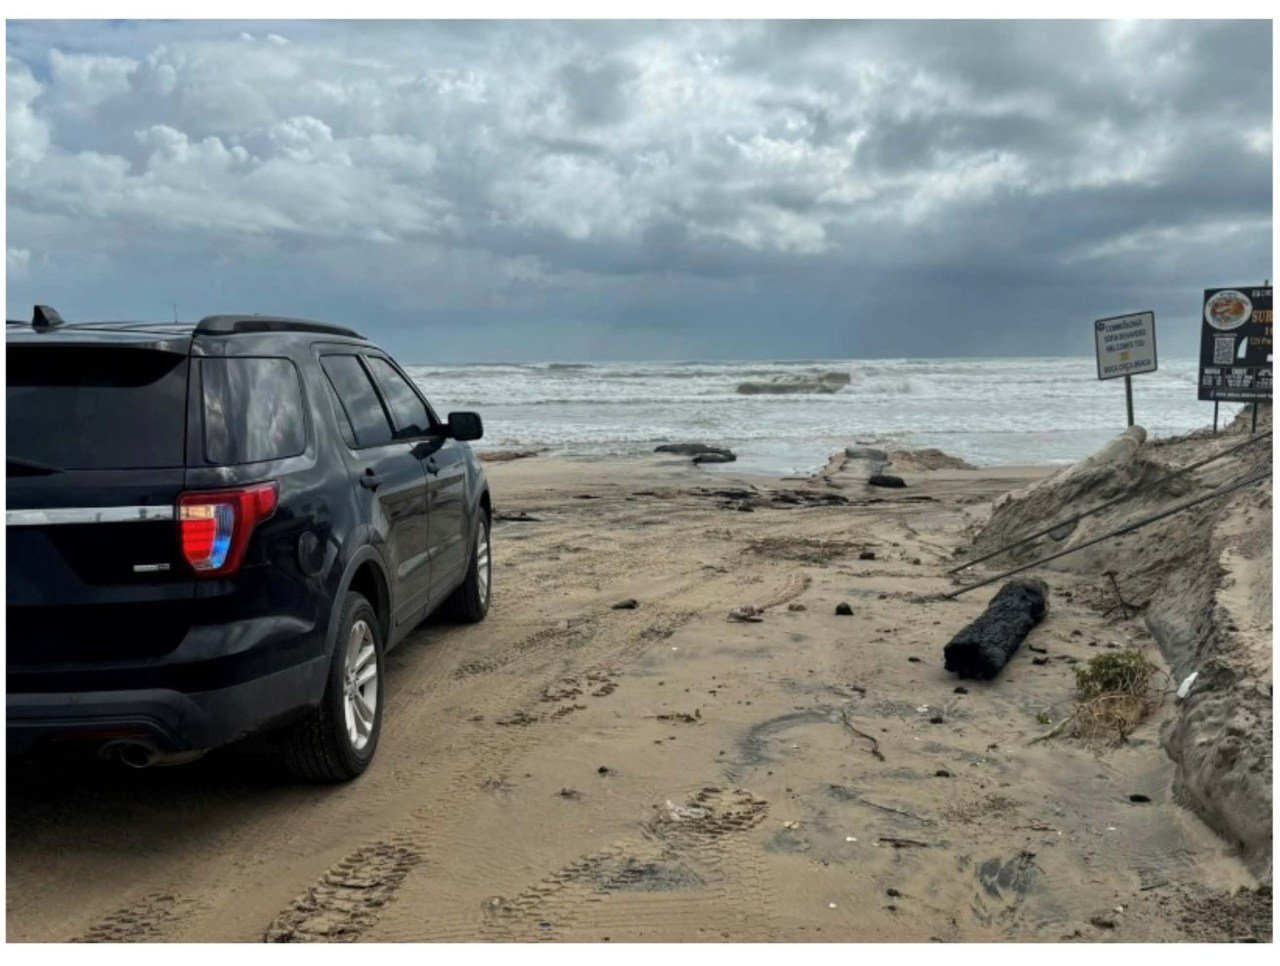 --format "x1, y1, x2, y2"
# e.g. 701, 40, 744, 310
6, 308, 492, 780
